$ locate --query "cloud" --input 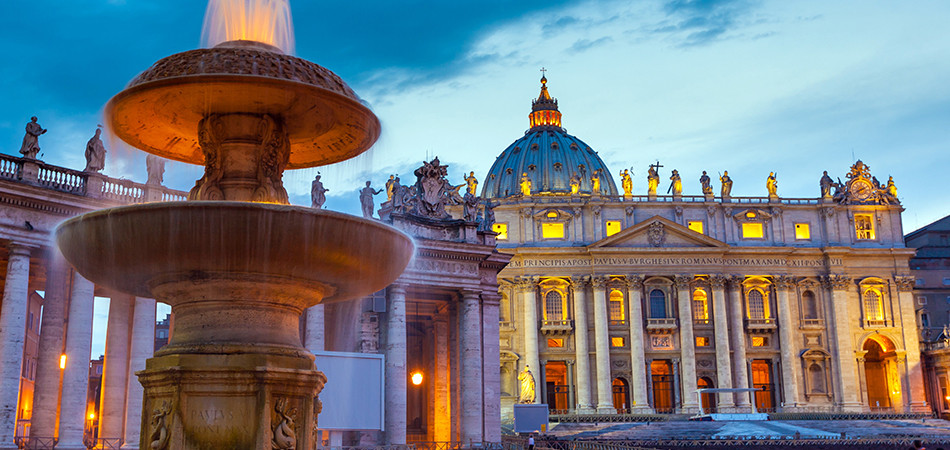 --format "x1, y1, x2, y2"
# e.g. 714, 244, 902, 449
652, 0, 761, 46
570, 36, 614, 53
